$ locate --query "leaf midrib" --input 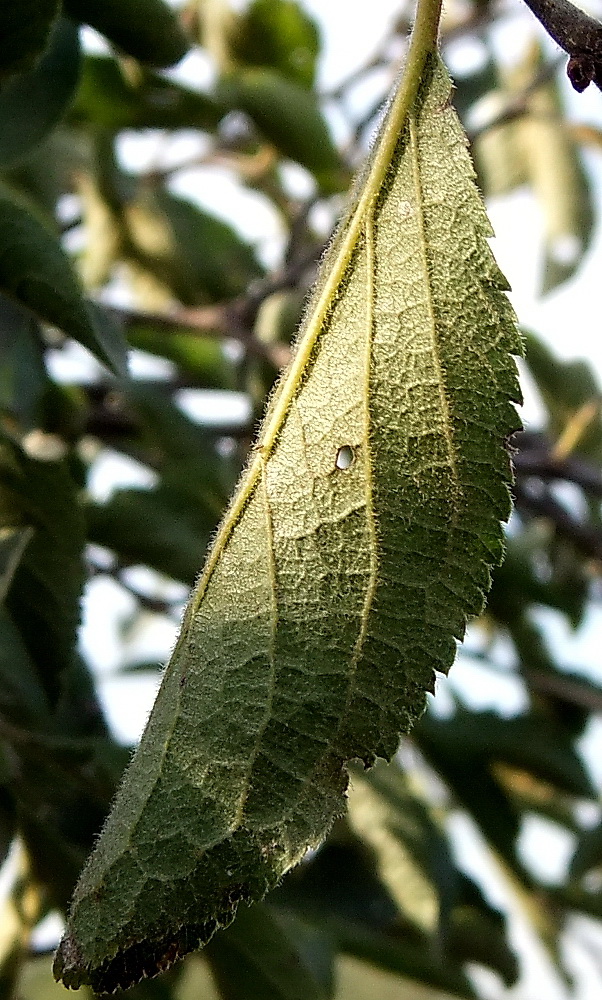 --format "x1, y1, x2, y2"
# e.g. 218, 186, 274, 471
189, 55, 439, 620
